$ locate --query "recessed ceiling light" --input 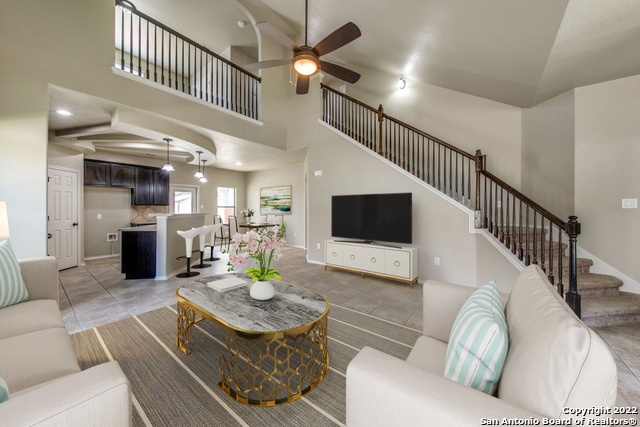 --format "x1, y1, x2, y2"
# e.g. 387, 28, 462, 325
56, 109, 73, 116
234, 161, 242, 166
237, 20, 246, 28
262, 153, 276, 158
